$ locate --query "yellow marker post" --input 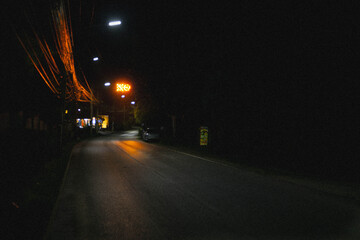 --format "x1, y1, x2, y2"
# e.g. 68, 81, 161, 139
200, 126, 208, 146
